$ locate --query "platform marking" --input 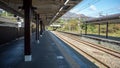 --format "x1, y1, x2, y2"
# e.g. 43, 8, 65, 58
57, 56, 64, 60
25, 55, 32, 61
37, 40, 40, 44
40, 35, 42, 37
